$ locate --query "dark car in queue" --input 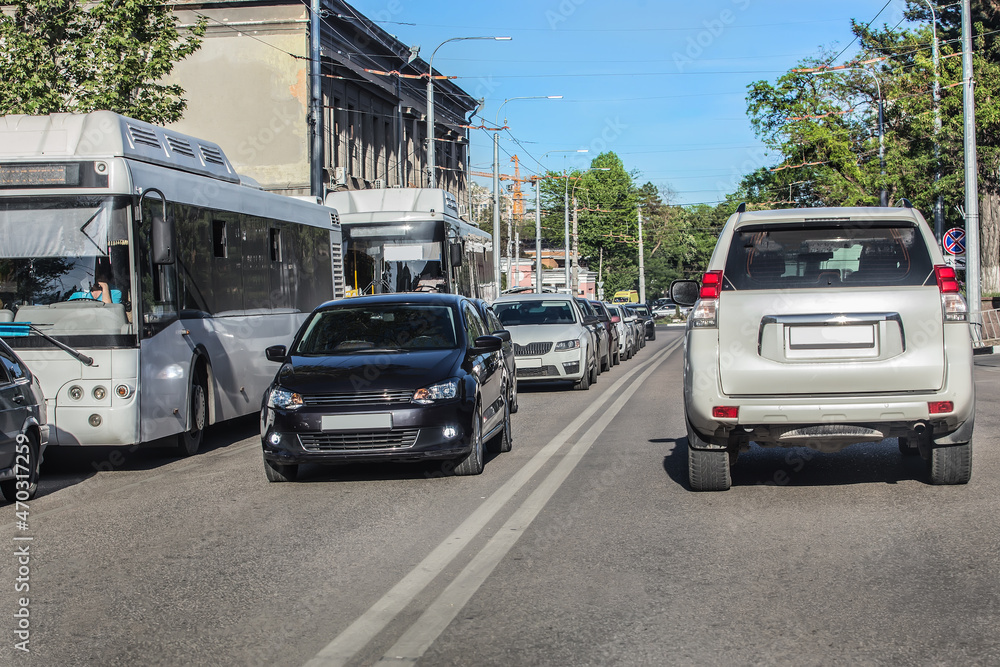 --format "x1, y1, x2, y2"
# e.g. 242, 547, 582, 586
0, 337, 48, 502
471, 298, 517, 414
626, 303, 656, 341
575, 298, 610, 374
589, 300, 621, 368
260, 293, 512, 481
